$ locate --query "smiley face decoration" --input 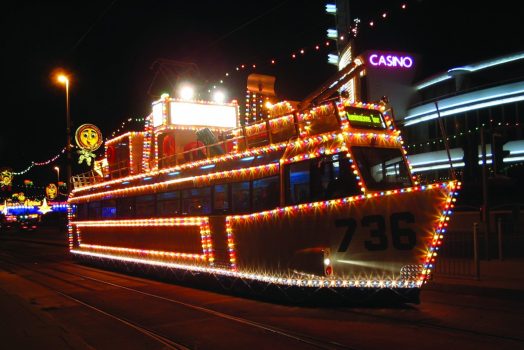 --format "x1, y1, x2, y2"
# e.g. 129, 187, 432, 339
0, 168, 13, 191
75, 124, 103, 166
46, 183, 58, 200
